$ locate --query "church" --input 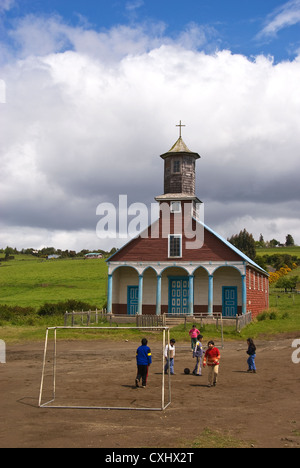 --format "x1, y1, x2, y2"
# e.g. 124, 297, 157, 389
106, 124, 269, 319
